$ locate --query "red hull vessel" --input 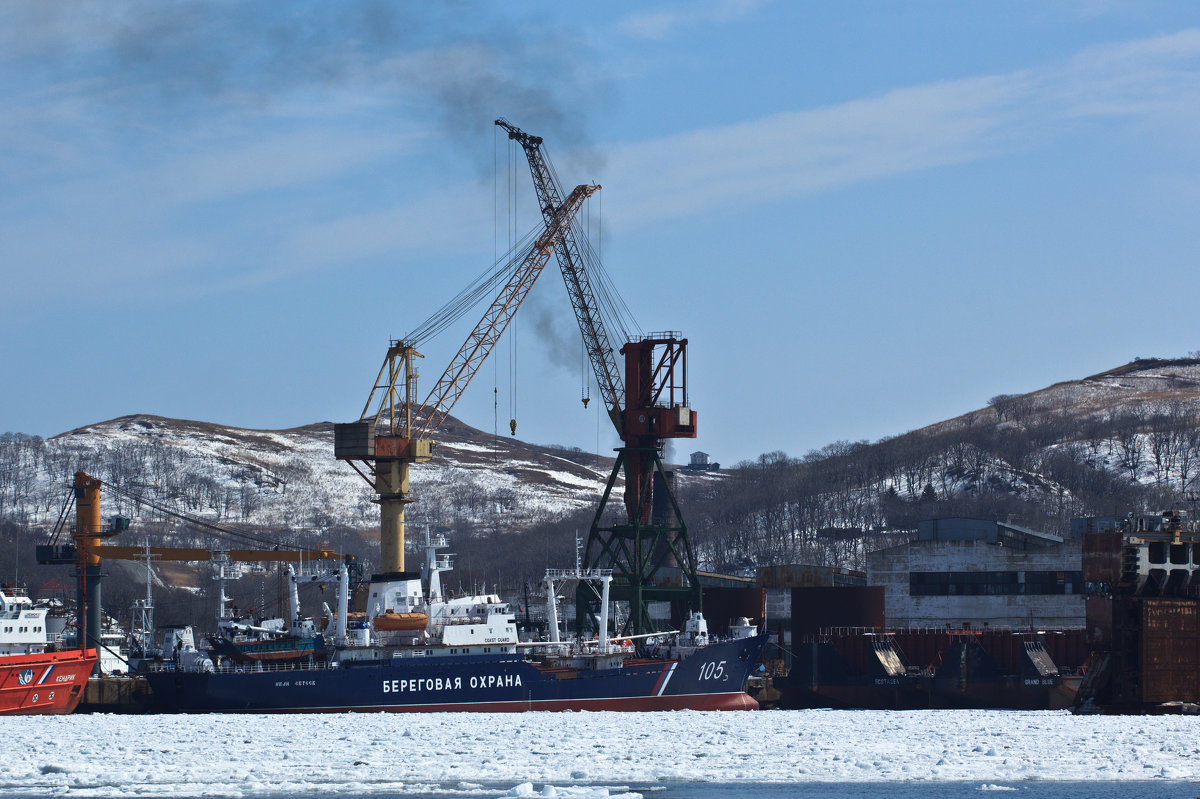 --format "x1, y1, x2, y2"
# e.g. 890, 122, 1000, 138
0, 647, 97, 715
